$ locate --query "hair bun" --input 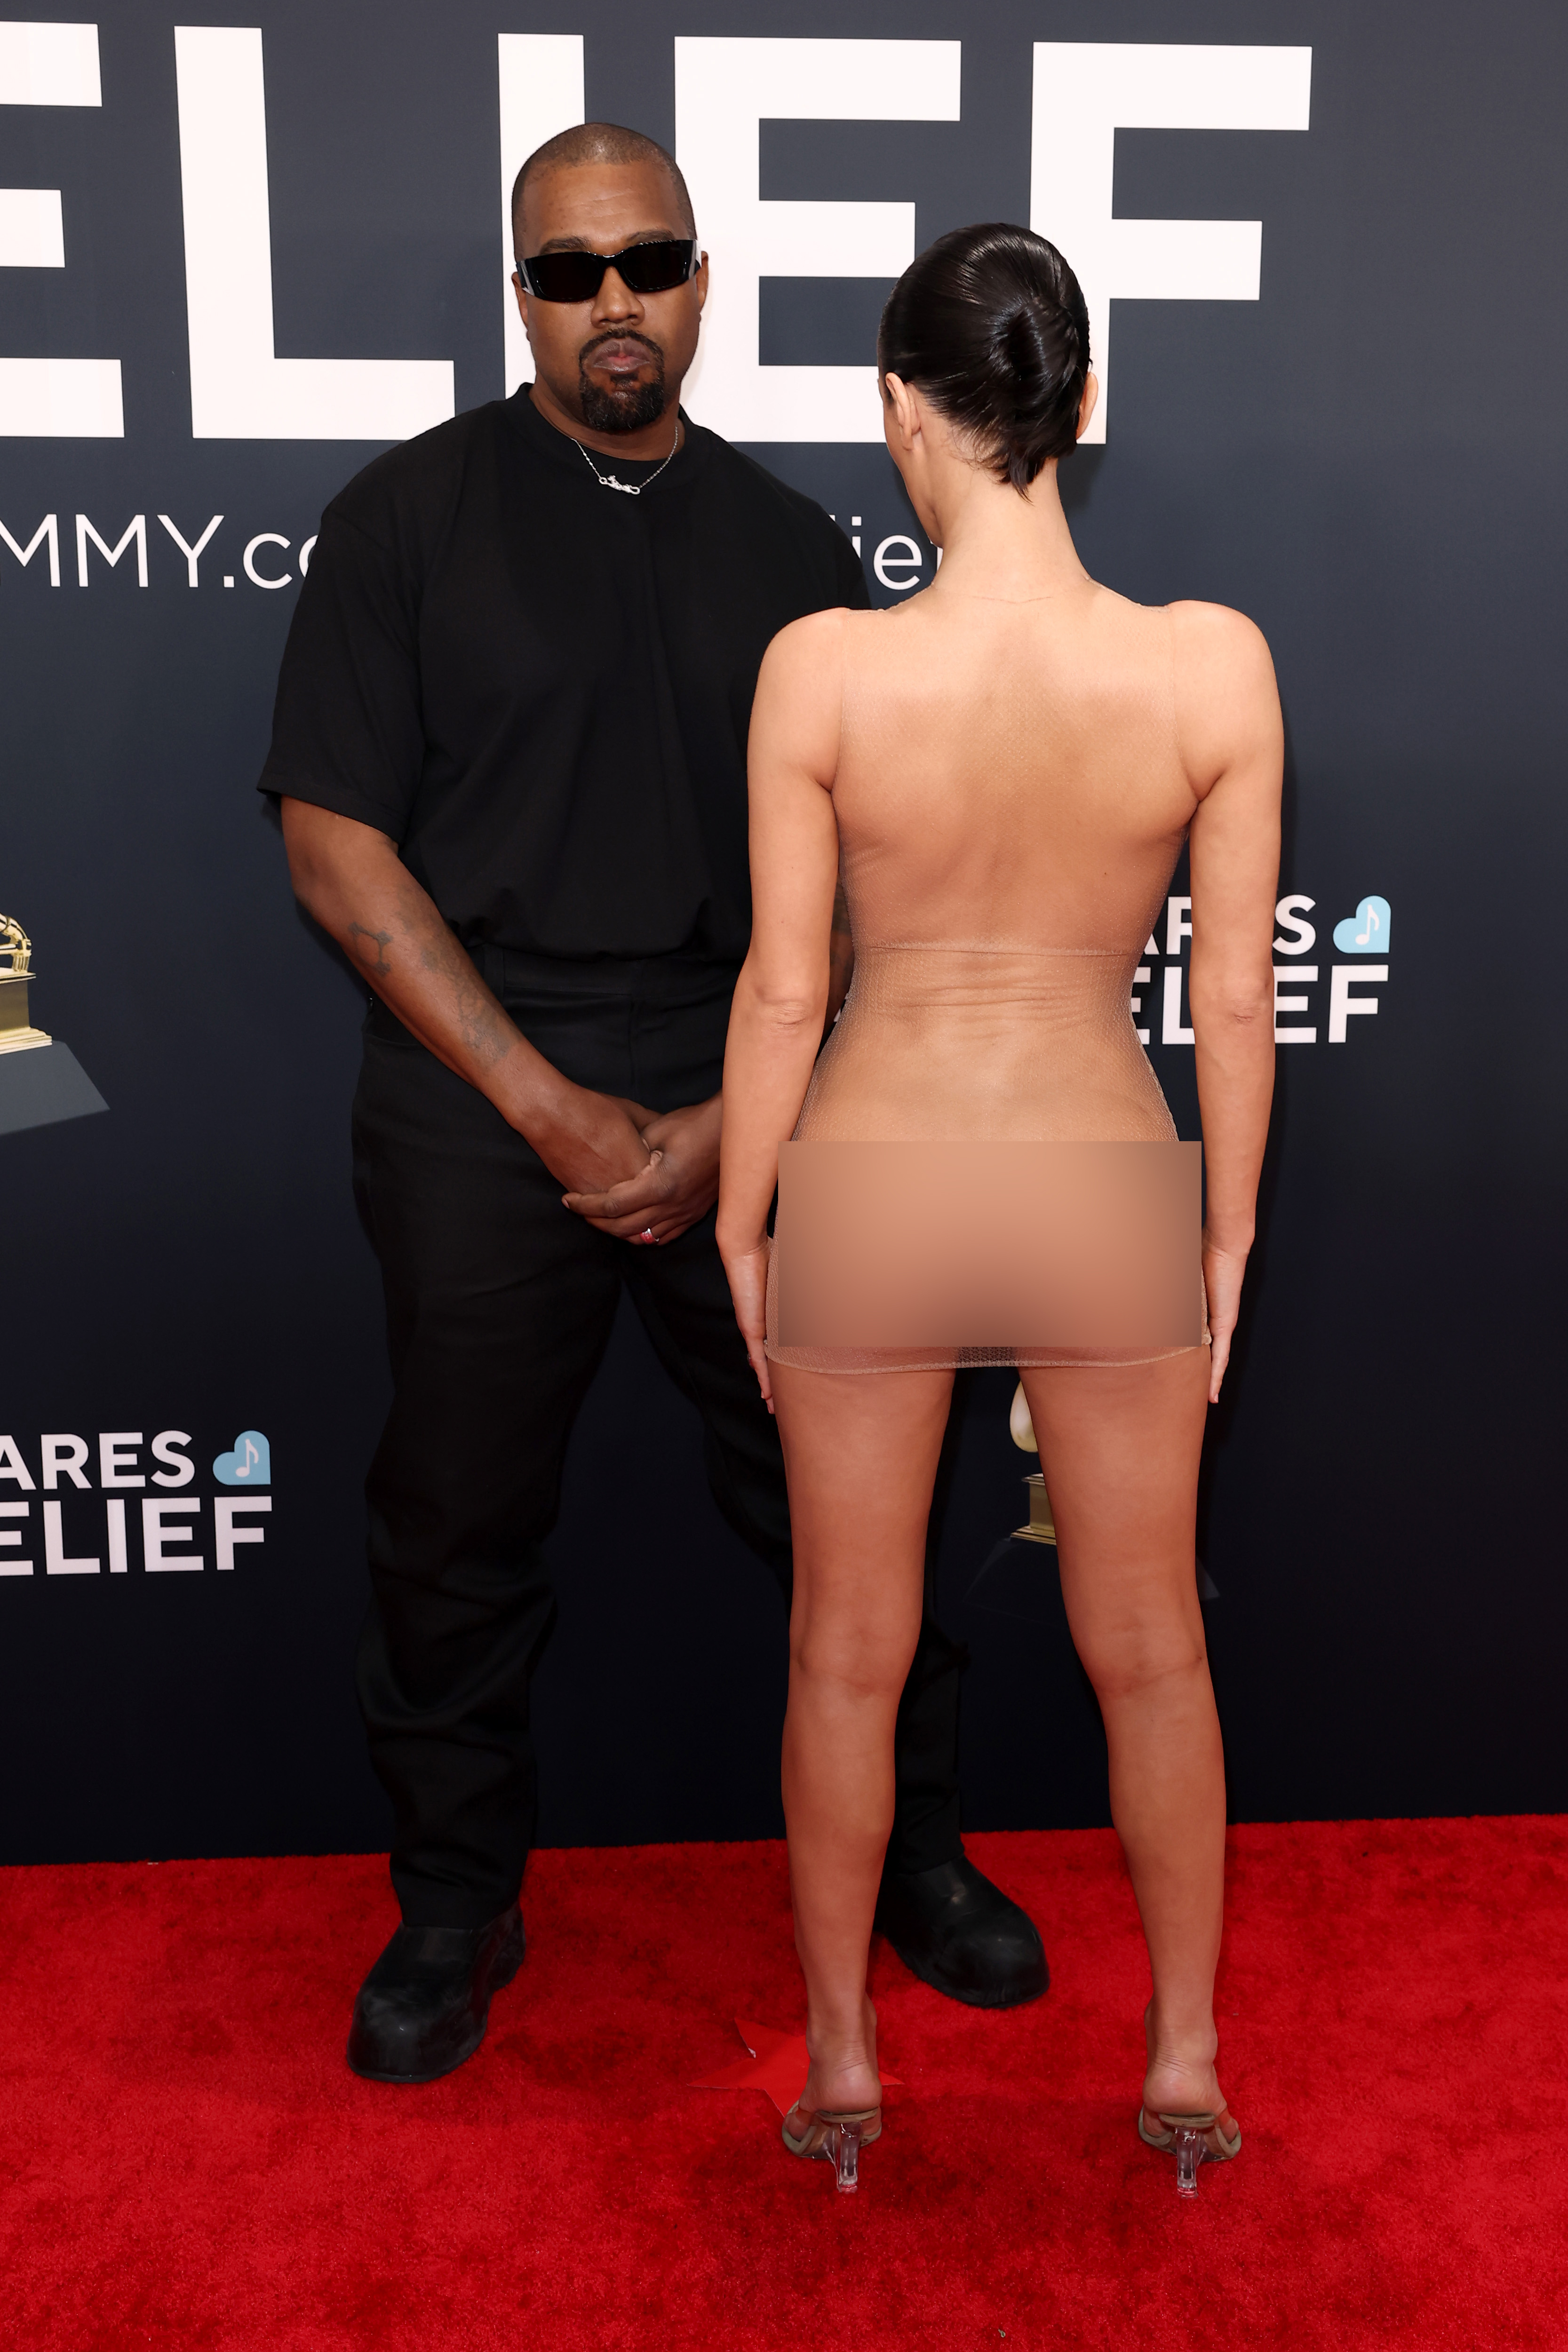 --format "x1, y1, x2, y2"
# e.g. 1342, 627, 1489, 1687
879, 226, 1090, 492
998, 304, 1053, 407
